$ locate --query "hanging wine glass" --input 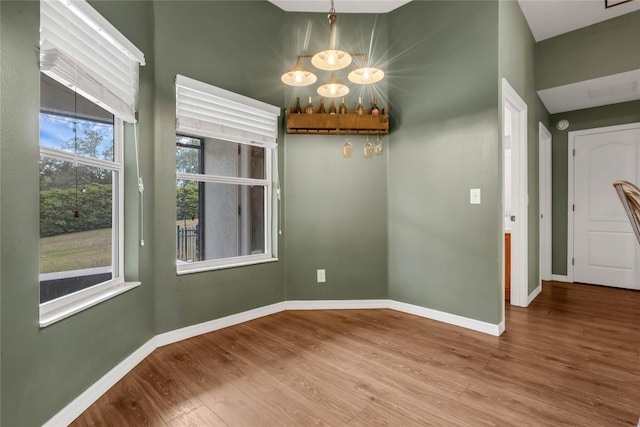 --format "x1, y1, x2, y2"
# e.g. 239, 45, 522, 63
363, 135, 374, 158
342, 136, 353, 158
374, 133, 383, 156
